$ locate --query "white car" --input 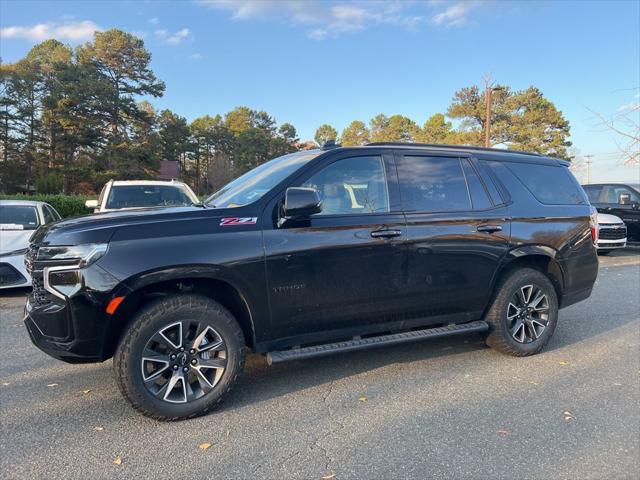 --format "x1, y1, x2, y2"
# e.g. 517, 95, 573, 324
0, 200, 61, 289
595, 212, 627, 255
85, 180, 198, 213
